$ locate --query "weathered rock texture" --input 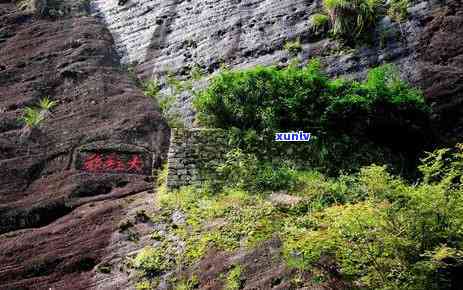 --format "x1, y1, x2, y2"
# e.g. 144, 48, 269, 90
92, 0, 463, 141
167, 128, 229, 189
0, 1, 169, 289
1, 0, 463, 288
